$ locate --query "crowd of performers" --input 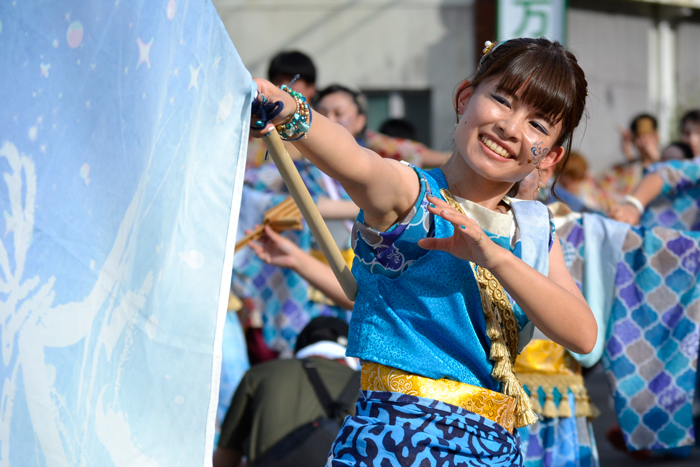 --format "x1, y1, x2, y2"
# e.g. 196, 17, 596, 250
216, 40, 700, 466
